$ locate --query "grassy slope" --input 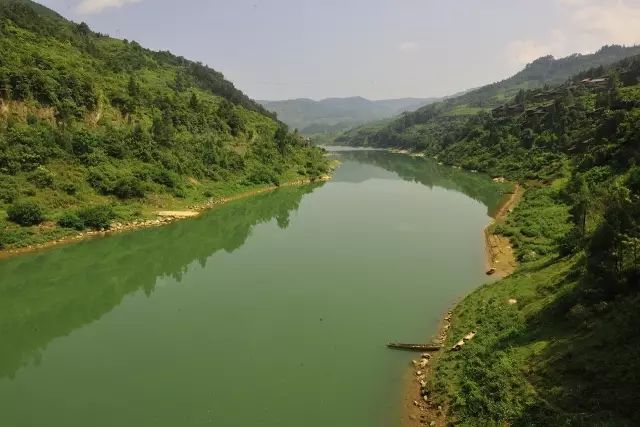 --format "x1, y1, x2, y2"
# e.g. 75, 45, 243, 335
431, 184, 640, 426
411, 54, 640, 425
0, 0, 329, 249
